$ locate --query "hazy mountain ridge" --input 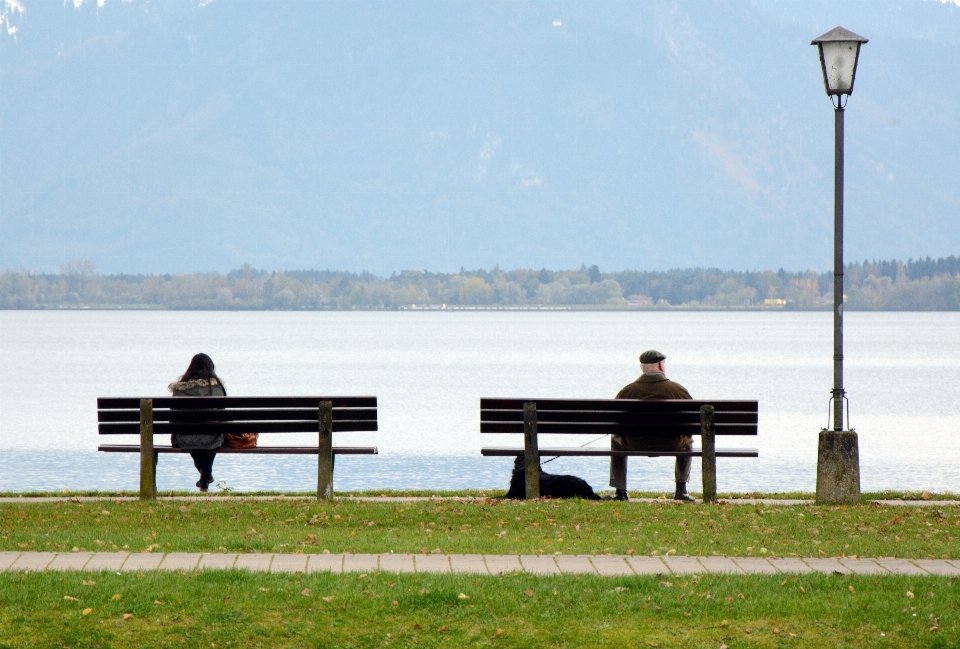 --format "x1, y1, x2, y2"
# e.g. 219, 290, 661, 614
2, 0, 959, 274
